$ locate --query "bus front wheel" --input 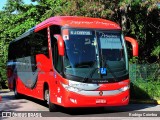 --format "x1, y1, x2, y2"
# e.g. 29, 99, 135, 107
45, 89, 57, 112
